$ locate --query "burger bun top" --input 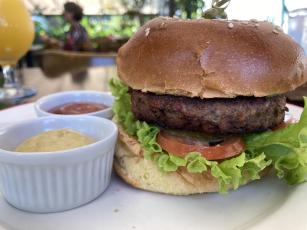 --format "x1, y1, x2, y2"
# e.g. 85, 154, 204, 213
117, 17, 307, 98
